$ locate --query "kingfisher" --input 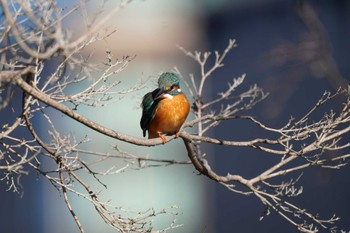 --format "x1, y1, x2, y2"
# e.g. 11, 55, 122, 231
140, 72, 190, 144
